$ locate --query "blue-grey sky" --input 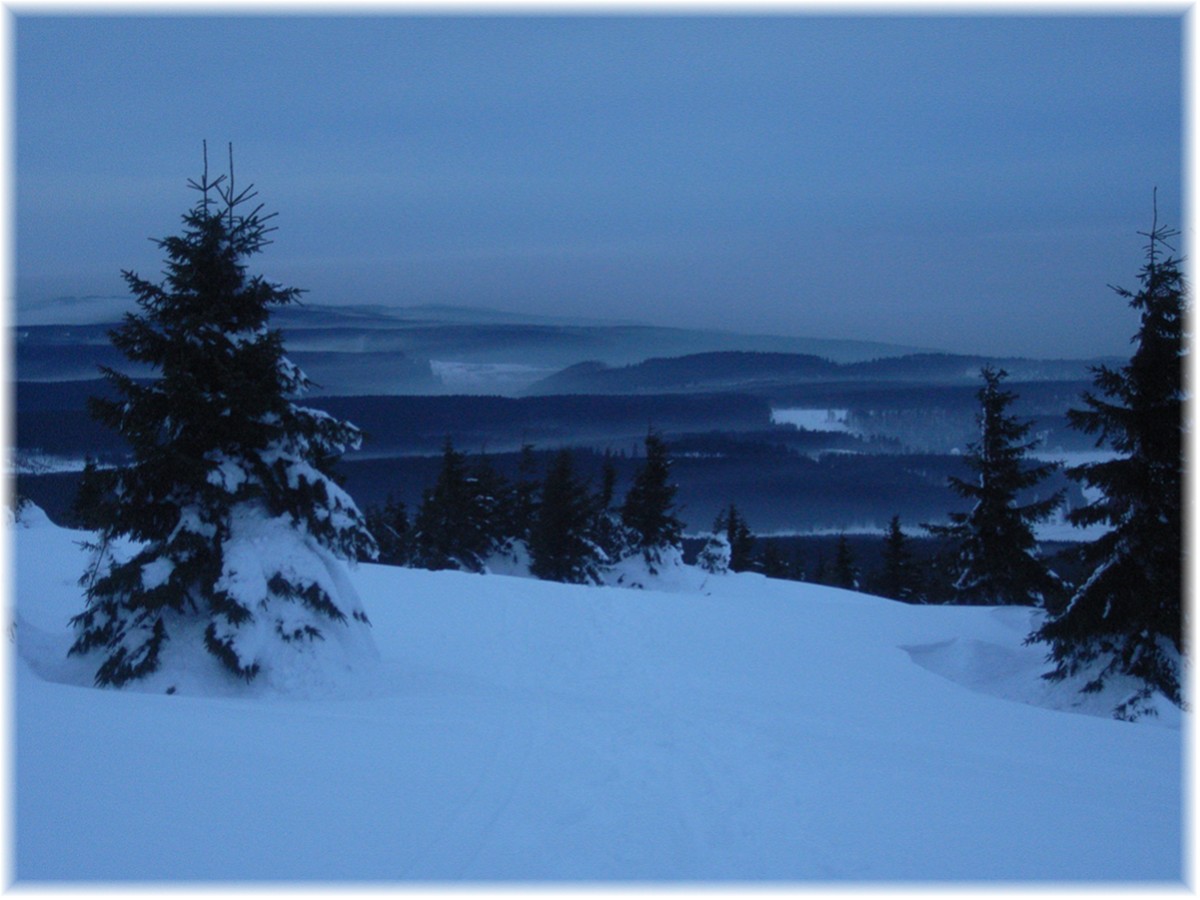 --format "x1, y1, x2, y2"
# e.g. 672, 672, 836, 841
14, 13, 1183, 358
